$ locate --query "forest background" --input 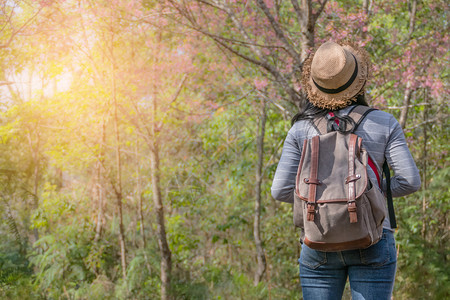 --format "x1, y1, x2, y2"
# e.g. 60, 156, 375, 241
0, 0, 448, 299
